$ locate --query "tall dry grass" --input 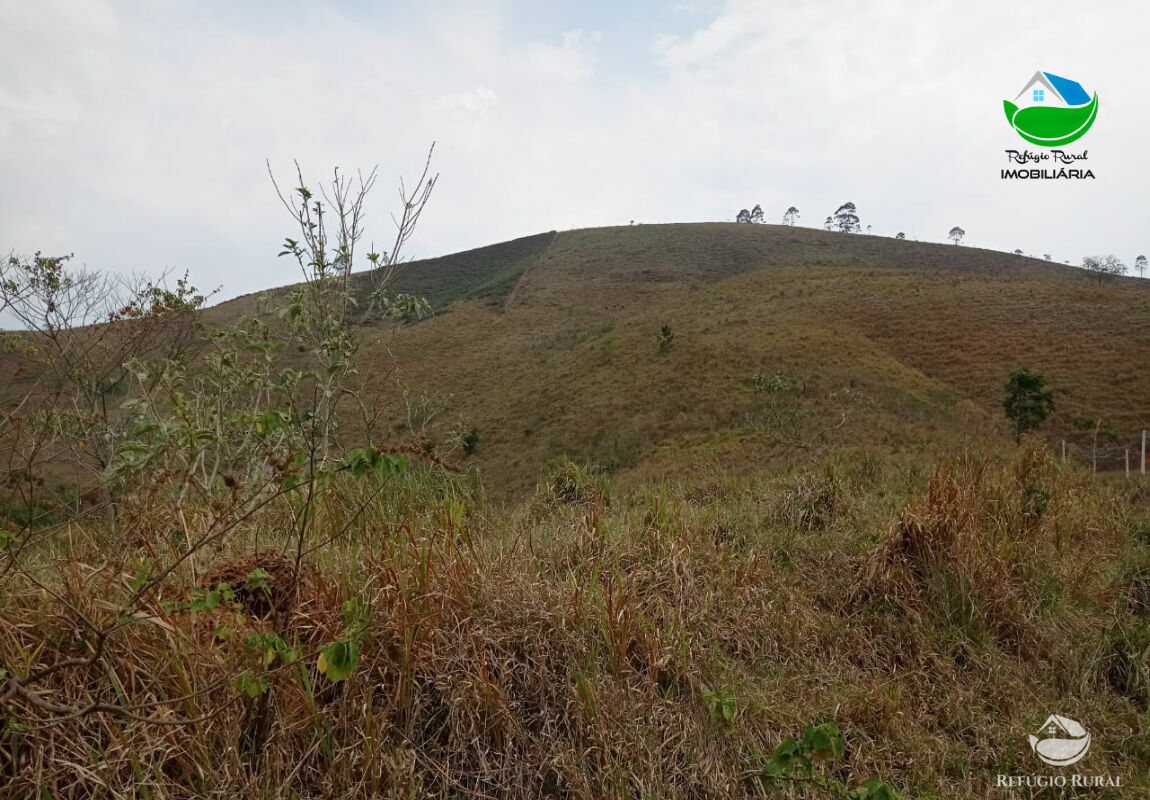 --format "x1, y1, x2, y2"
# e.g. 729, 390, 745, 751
1, 444, 1148, 798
